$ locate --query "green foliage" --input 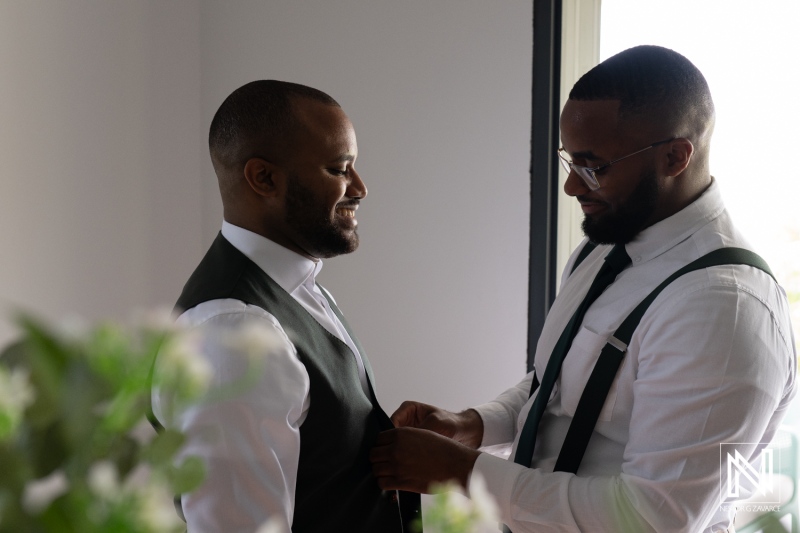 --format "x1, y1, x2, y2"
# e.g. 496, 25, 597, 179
0, 313, 206, 533
415, 478, 501, 533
